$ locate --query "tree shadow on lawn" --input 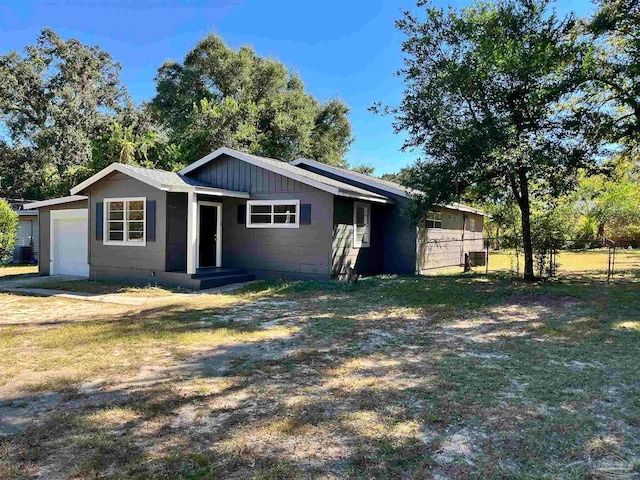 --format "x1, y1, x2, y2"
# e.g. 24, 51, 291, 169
3, 274, 640, 478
